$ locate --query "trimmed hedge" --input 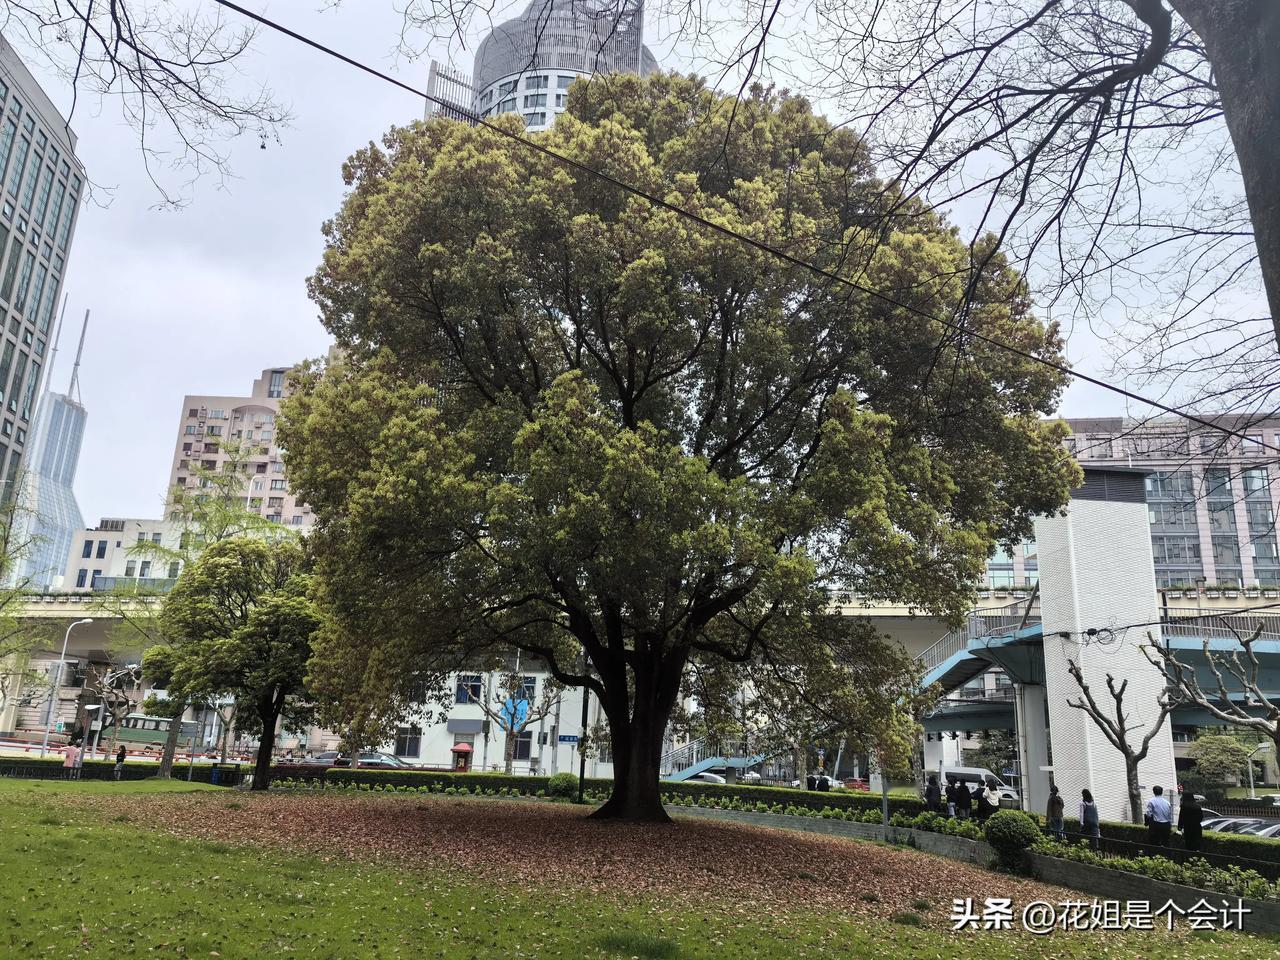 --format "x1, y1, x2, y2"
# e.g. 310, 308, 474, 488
659, 780, 924, 816
270, 767, 926, 815
0, 756, 245, 785
1051, 815, 1280, 866
313, 768, 614, 796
